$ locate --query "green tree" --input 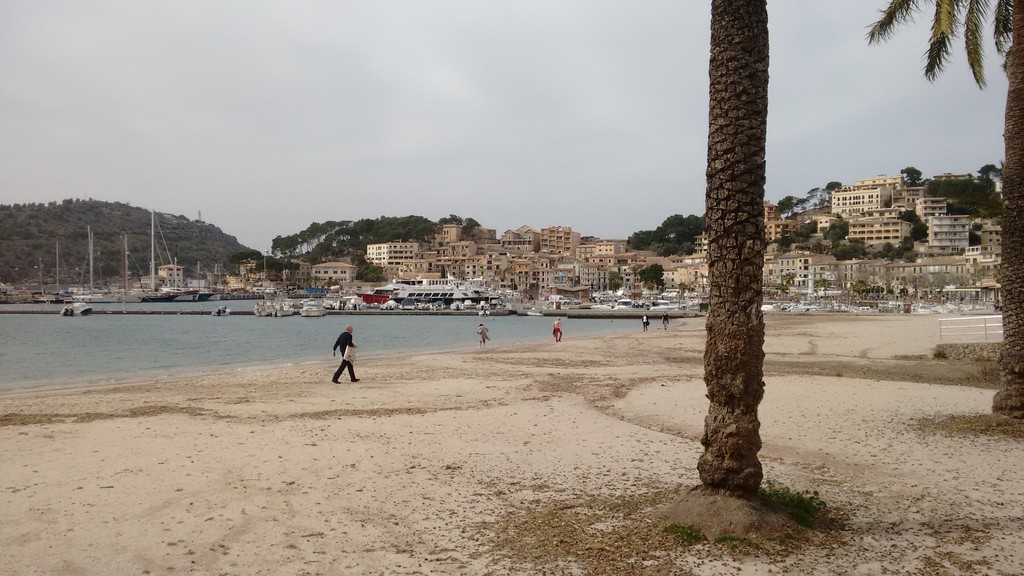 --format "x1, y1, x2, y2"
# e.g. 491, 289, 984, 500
230, 249, 262, 265
825, 218, 849, 243
637, 264, 666, 290
901, 166, 923, 186
437, 214, 464, 225
898, 209, 930, 242
628, 214, 705, 255
607, 271, 622, 291
831, 240, 867, 261
776, 195, 798, 216
700, 0, 768, 497
911, 219, 929, 242
869, 0, 1022, 418
356, 263, 385, 282
927, 178, 1004, 218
